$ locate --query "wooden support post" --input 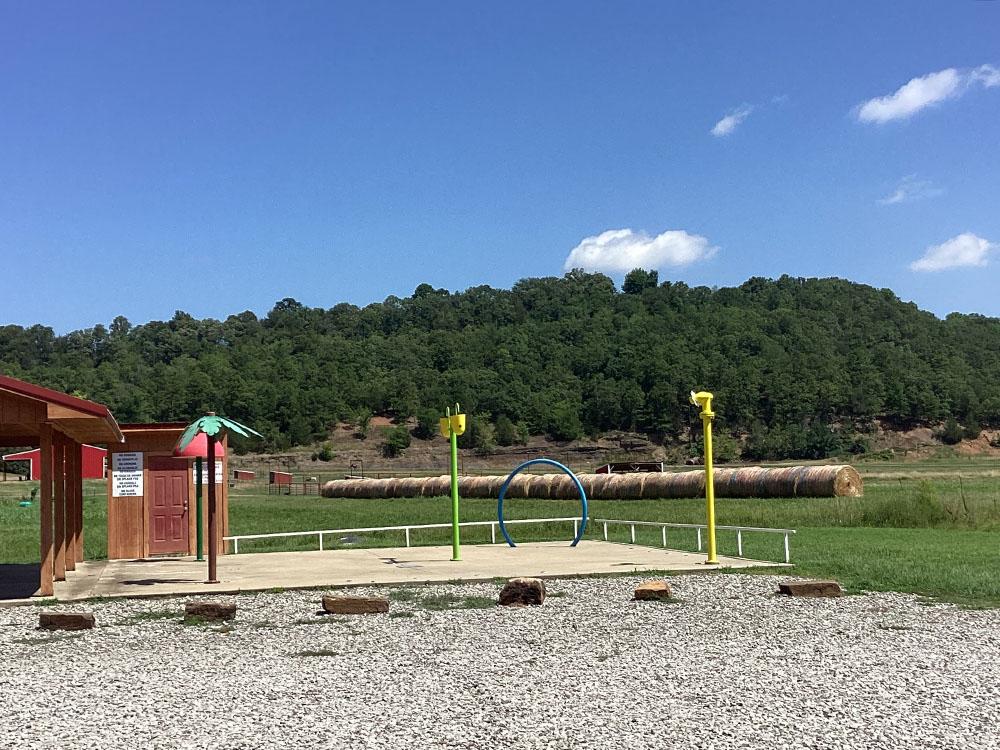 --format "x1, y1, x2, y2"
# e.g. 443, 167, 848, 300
207, 435, 219, 584
74, 441, 84, 563
53, 435, 67, 581
65, 441, 79, 570
39, 424, 54, 597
